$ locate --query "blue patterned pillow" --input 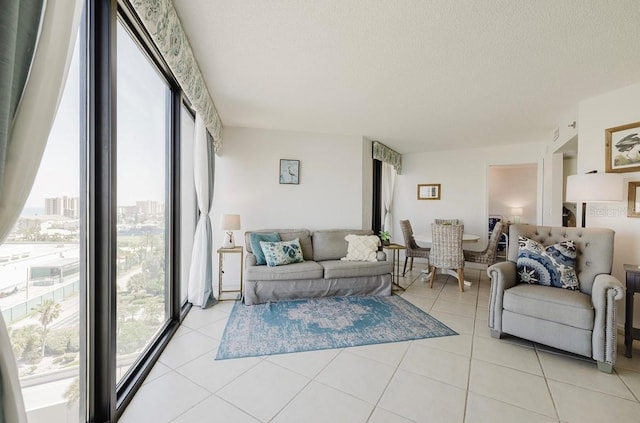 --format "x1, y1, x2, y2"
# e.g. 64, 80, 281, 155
260, 238, 304, 267
517, 236, 579, 290
249, 232, 281, 265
